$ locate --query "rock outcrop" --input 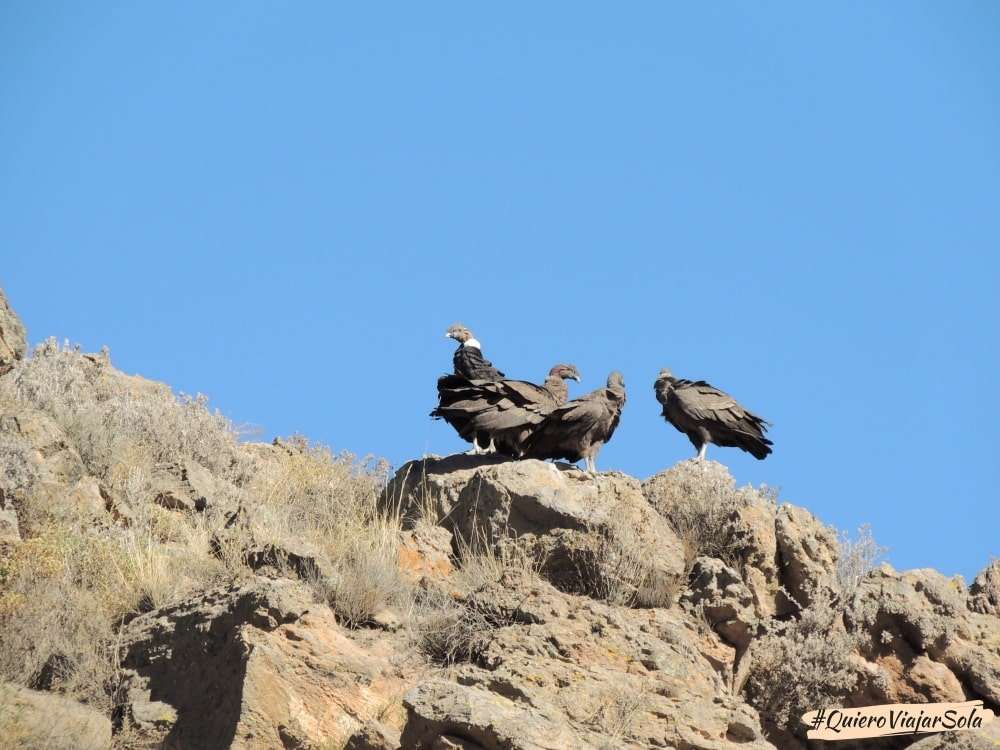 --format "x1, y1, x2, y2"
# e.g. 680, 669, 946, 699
434, 572, 775, 749
383, 455, 687, 606
845, 565, 1000, 710
118, 577, 421, 749
0, 290, 996, 750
